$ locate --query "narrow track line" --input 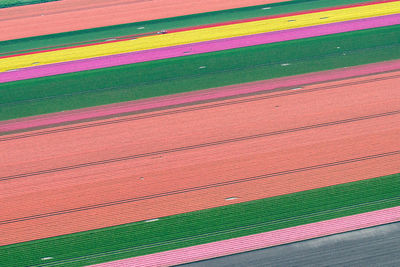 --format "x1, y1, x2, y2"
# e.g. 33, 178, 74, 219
1, 149, 399, 225
1, 109, 399, 182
